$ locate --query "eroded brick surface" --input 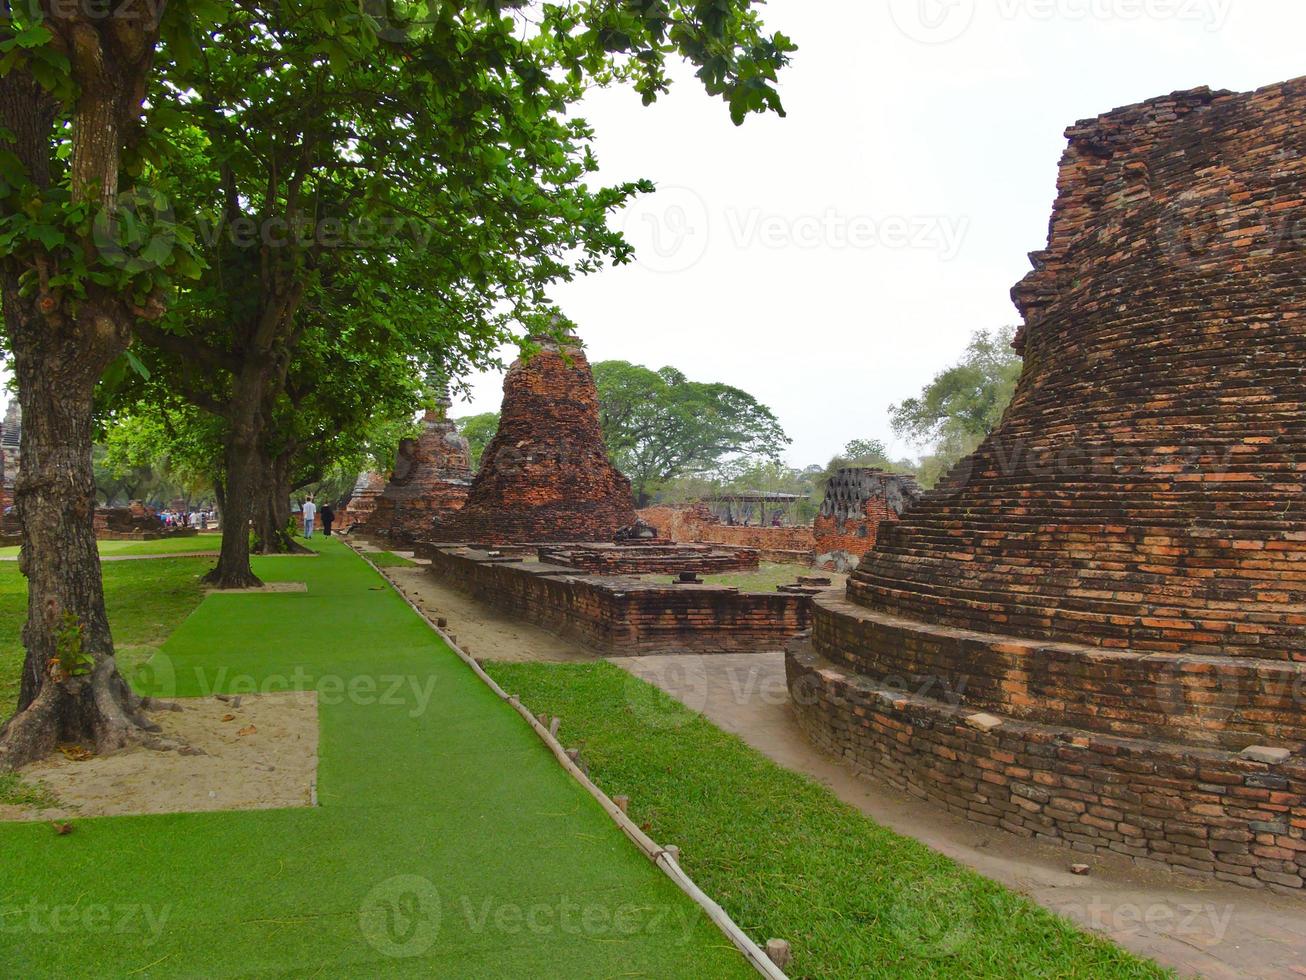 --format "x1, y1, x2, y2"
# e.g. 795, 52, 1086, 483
339, 472, 387, 529
791, 78, 1306, 887
428, 335, 636, 544
363, 403, 472, 543
812, 468, 921, 571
